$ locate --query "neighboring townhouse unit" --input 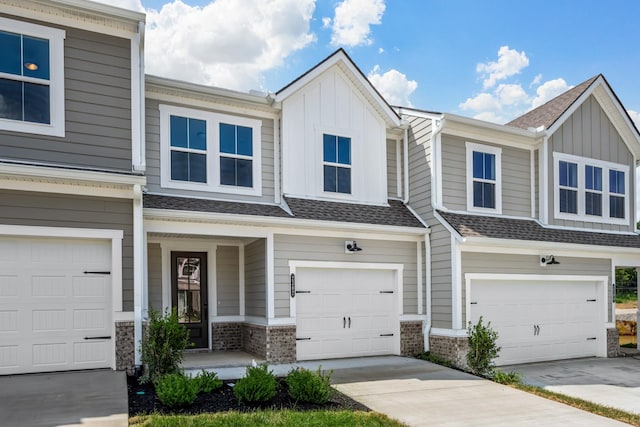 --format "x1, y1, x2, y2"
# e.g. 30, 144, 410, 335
141, 49, 428, 368
400, 74, 640, 367
0, 0, 146, 375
